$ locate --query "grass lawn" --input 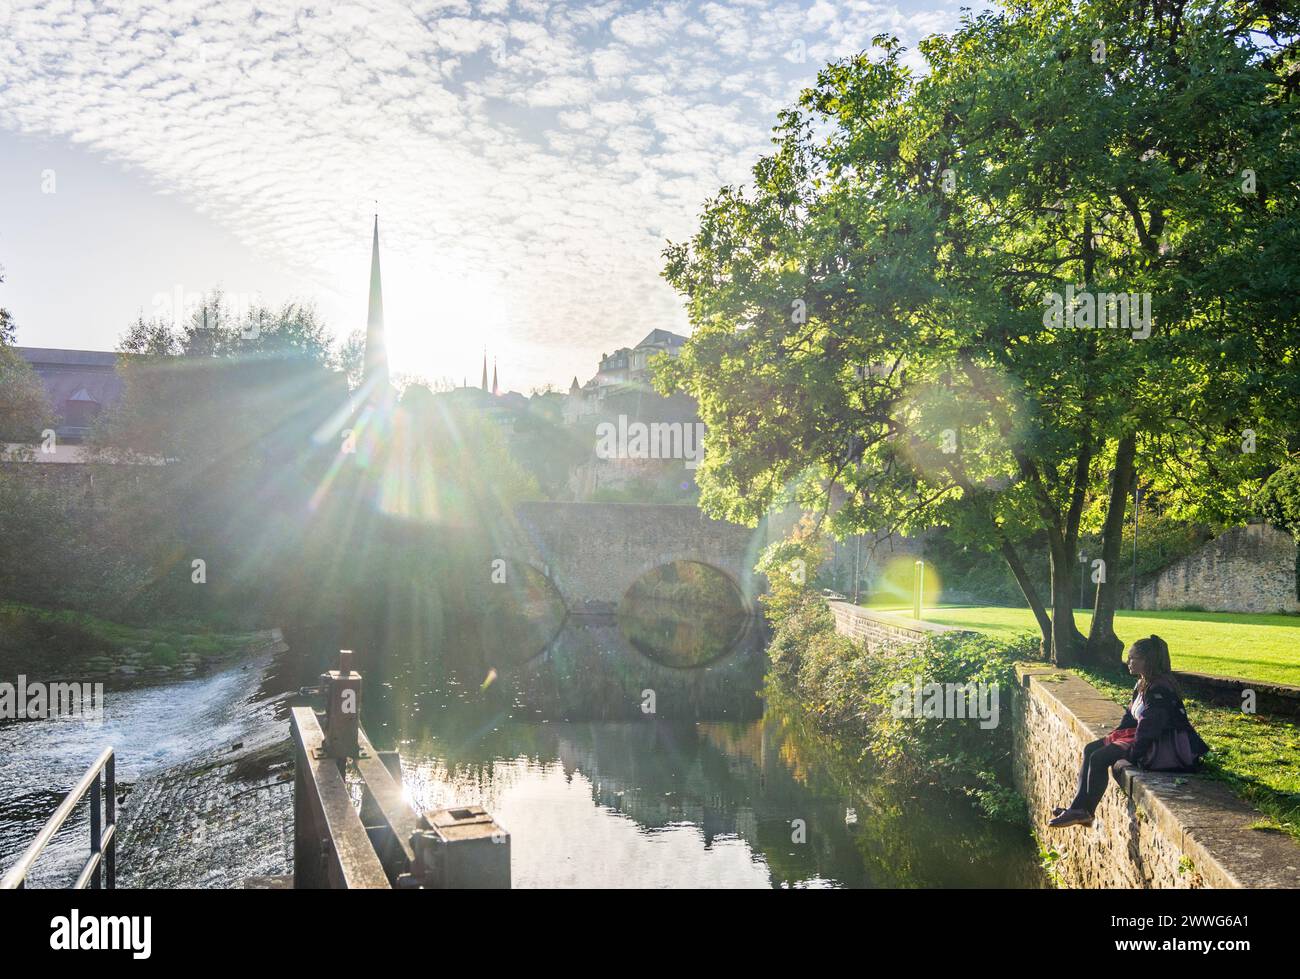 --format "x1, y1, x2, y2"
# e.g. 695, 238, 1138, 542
874, 604, 1300, 688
